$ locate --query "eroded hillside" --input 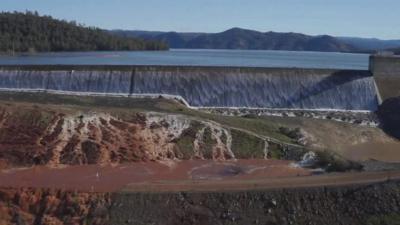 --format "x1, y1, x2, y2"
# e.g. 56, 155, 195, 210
0, 91, 398, 169
0, 107, 241, 168
0, 92, 400, 225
